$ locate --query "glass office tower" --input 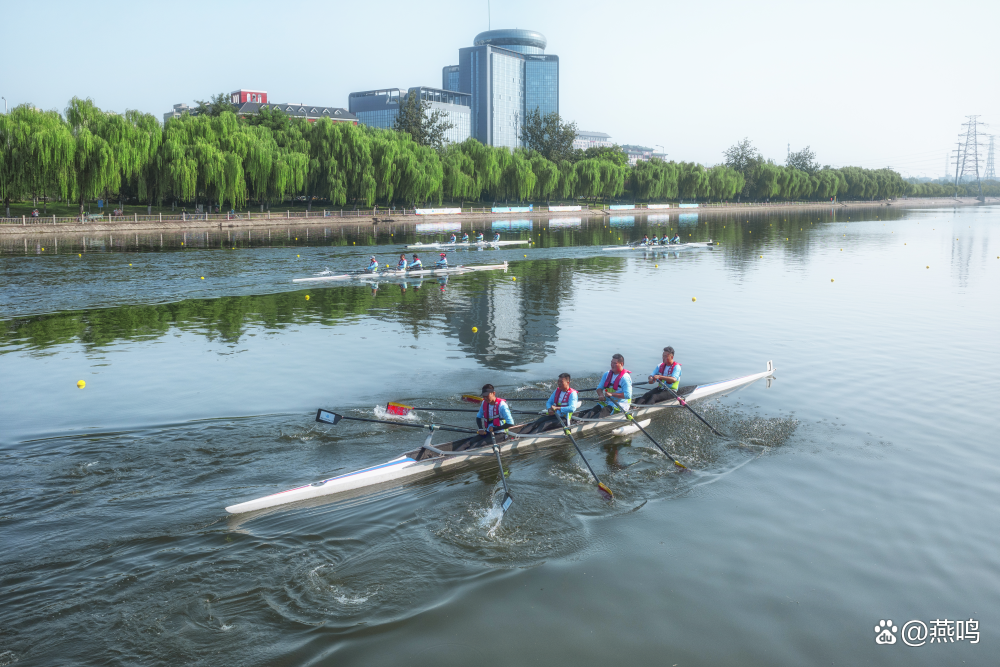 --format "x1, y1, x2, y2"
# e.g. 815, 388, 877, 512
349, 87, 471, 145
348, 89, 403, 129
457, 29, 558, 149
